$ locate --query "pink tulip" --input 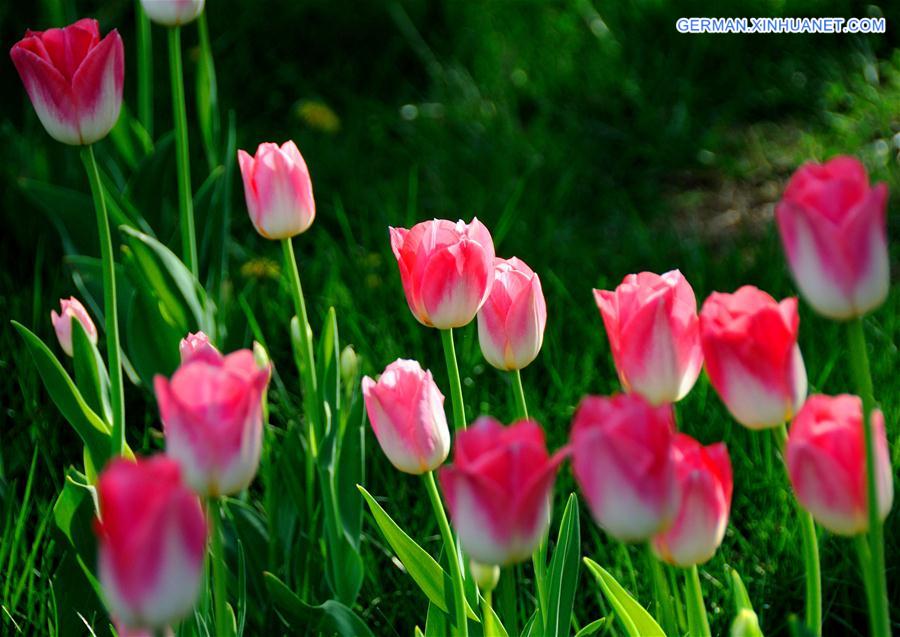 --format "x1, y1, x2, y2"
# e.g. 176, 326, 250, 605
179, 331, 218, 363
390, 218, 495, 329
477, 257, 547, 371
139, 0, 205, 26
95, 456, 207, 630
776, 156, 889, 319
50, 296, 98, 357
594, 270, 702, 405
237, 141, 316, 240
786, 394, 893, 535
700, 286, 807, 429
154, 348, 271, 496
652, 434, 733, 567
10, 19, 123, 146
439, 417, 565, 565
362, 359, 450, 474
570, 394, 678, 542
